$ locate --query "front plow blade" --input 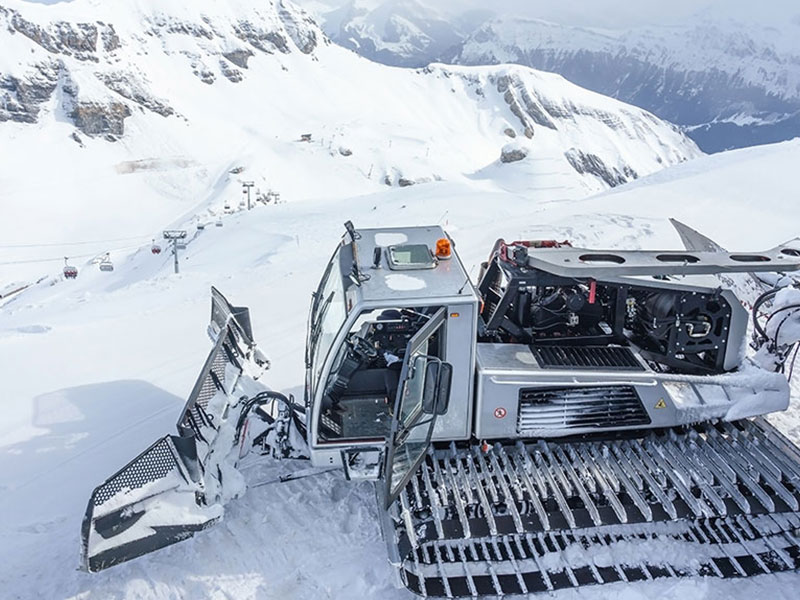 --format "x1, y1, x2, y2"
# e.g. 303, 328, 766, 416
81, 435, 220, 572
81, 287, 271, 572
